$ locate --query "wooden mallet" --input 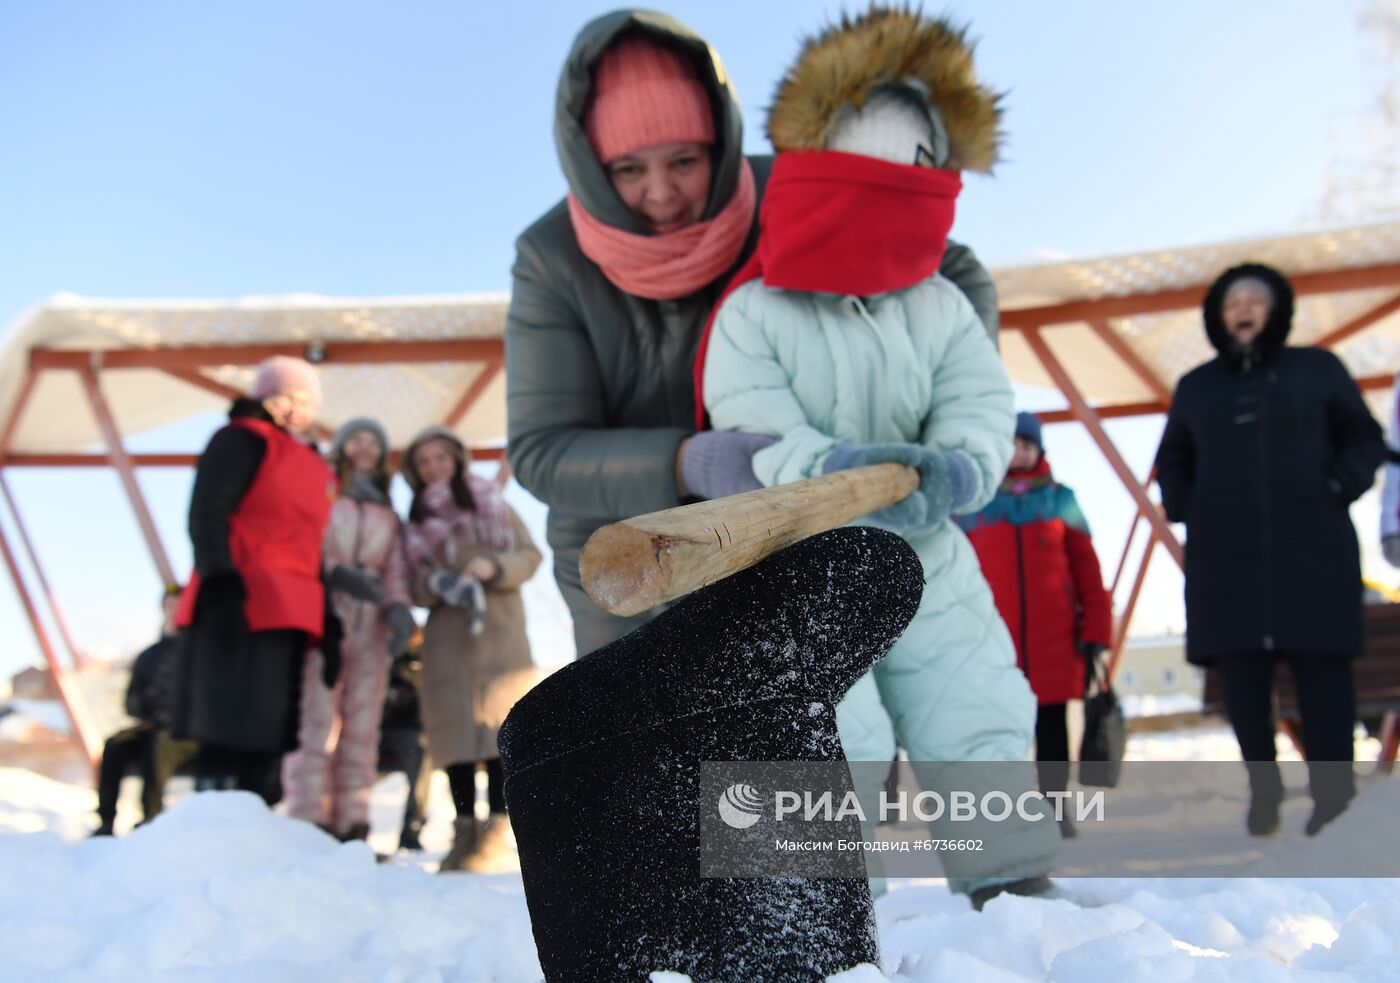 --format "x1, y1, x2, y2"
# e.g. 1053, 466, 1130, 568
579, 464, 919, 617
